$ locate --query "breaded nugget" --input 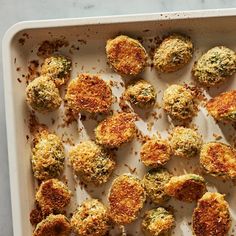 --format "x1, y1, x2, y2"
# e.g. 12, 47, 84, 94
142, 207, 175, 236
65, 74, 112, 114
108, 174, 145, 225
193, 192, 231, 236
35, 179, 71, 216
192, 46, 236, 87
69, 141, 115, 185
33, 214, 71, 236
106, 35, 148, 76
200, 142, 236, 179
142, 168, 172, 204
163, 84, 197, 120
95, 112, 136, 148
206, 90, 236, 122
140, 139, 171, 167
154, 34, 193, 73
164, 174, 206, 202
71, 199, 110, 236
